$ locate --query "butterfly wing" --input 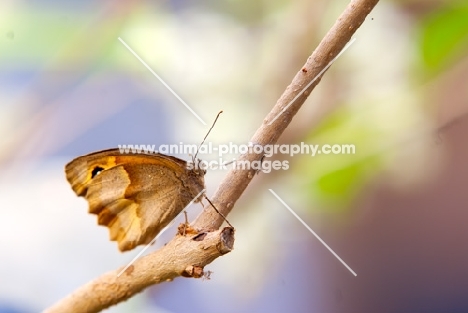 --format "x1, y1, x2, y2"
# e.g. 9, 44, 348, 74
65, 149, 205, 251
